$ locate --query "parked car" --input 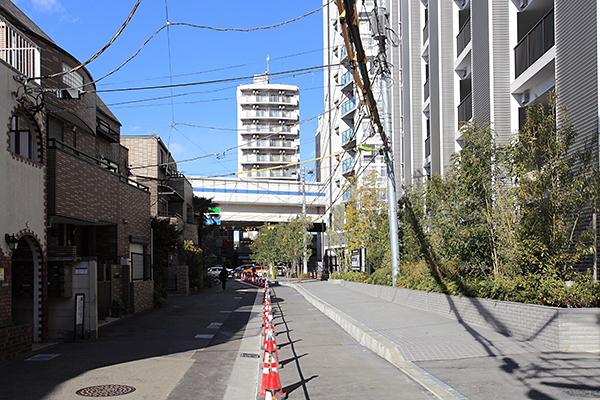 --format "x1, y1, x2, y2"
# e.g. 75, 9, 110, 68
208, 266, 223, 278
